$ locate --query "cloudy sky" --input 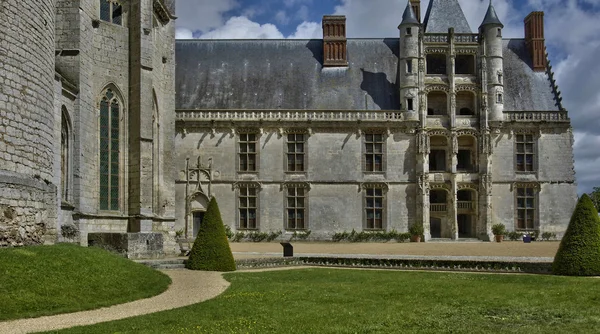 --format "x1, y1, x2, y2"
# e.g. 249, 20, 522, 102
175, 0, 600, 195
